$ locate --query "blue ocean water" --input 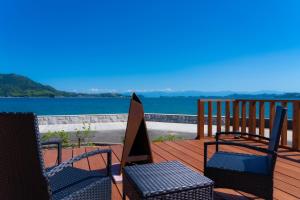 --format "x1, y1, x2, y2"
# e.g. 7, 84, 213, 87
0, 97, 197, 115
0, 97, 294, 118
